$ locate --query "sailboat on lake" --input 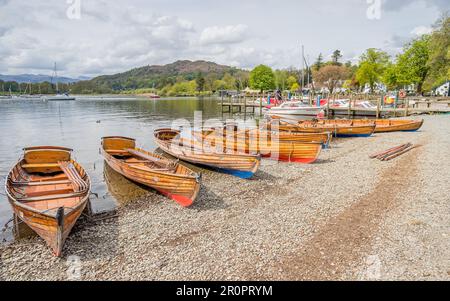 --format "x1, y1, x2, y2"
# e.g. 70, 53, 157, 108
43, 63, 76, 101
